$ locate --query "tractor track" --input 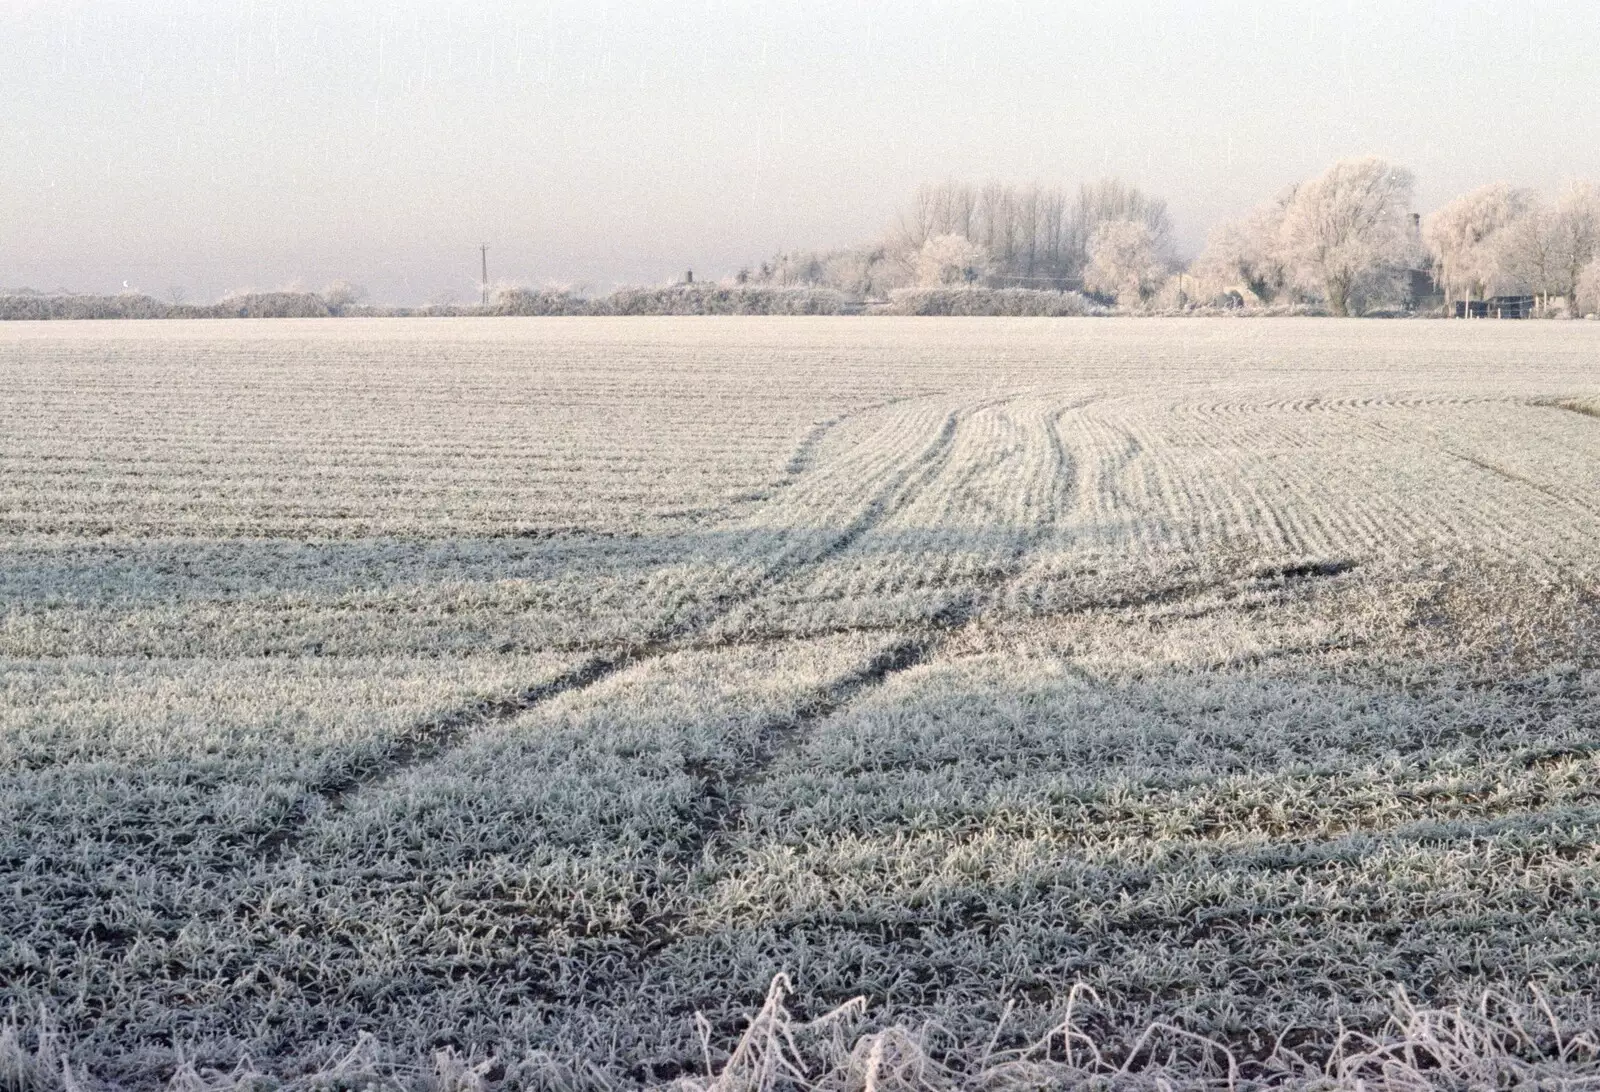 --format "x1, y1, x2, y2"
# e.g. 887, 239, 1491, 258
252, 396, 993, 862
